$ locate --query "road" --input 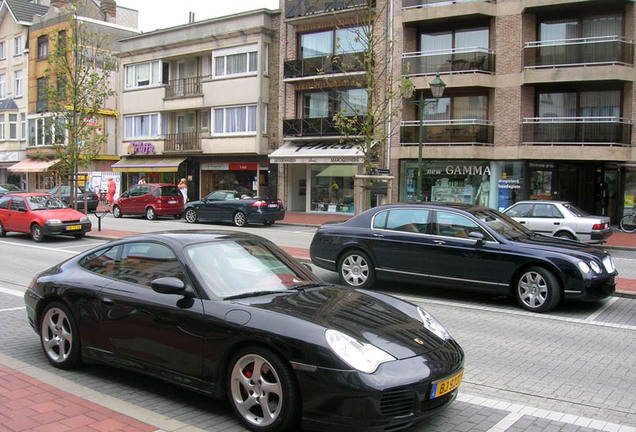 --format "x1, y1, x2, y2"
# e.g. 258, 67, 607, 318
0, 216, 635, 432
